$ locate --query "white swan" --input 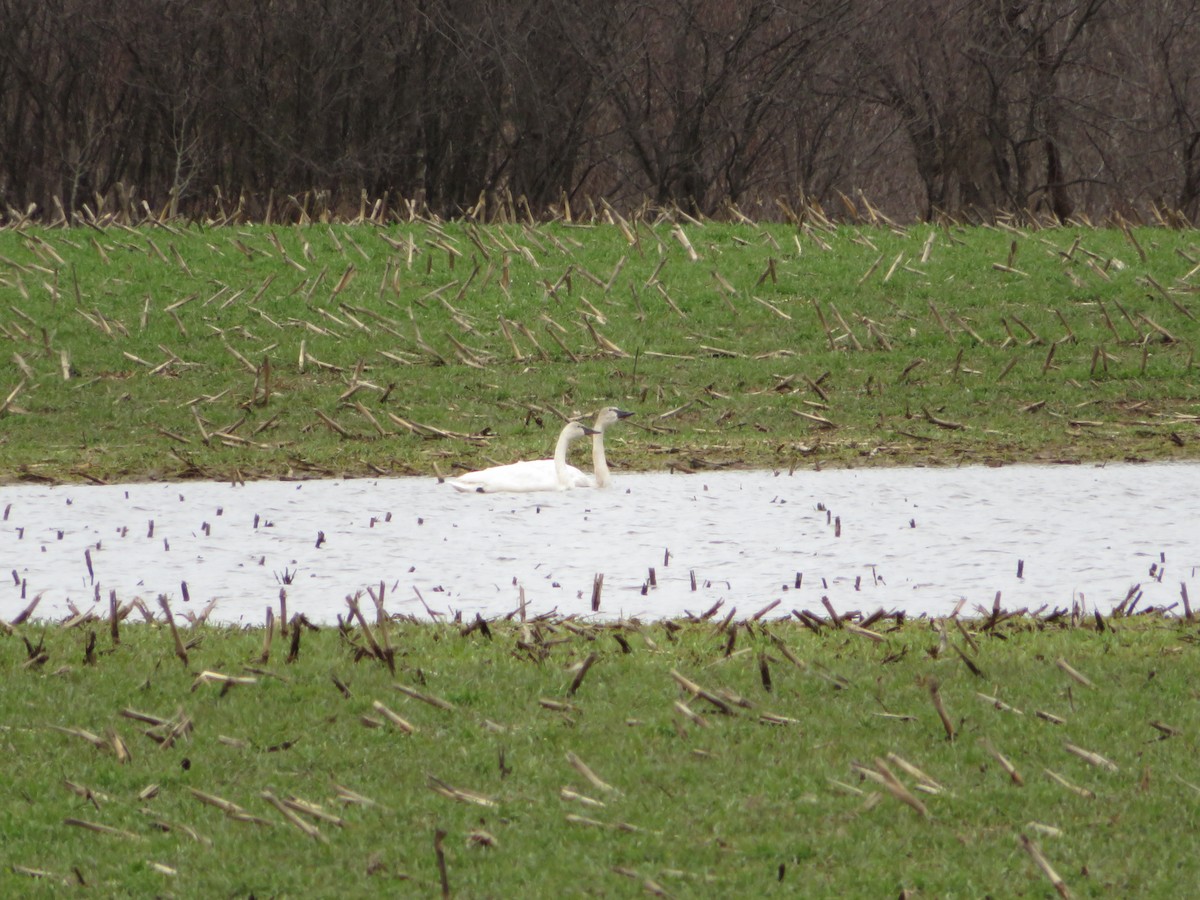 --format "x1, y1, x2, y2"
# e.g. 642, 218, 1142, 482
564, 406, 634, 488
448, 421, 598, 493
